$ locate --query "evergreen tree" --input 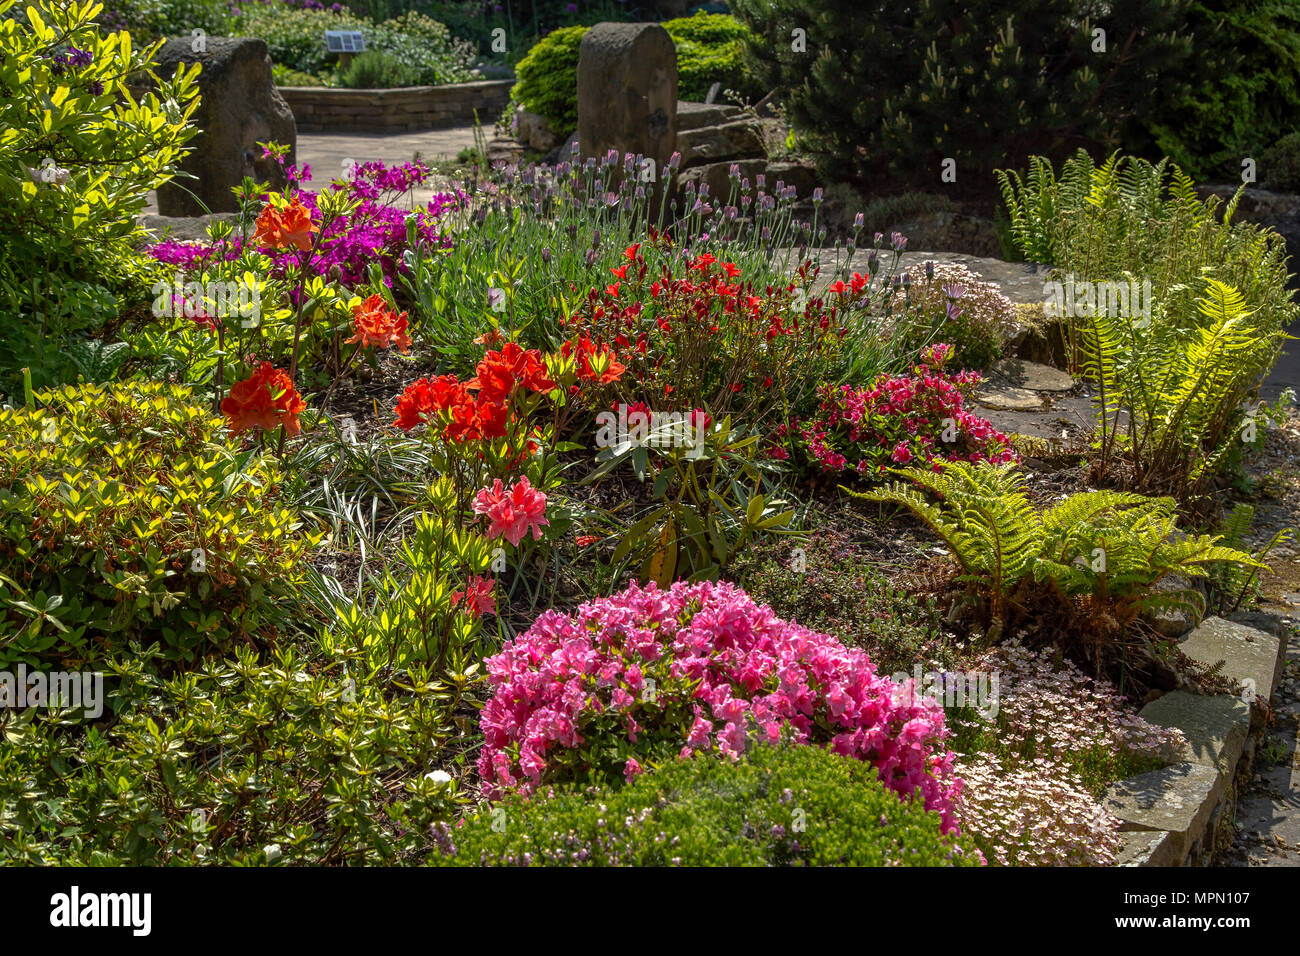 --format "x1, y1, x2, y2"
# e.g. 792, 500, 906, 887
731, 0, 1193, 200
